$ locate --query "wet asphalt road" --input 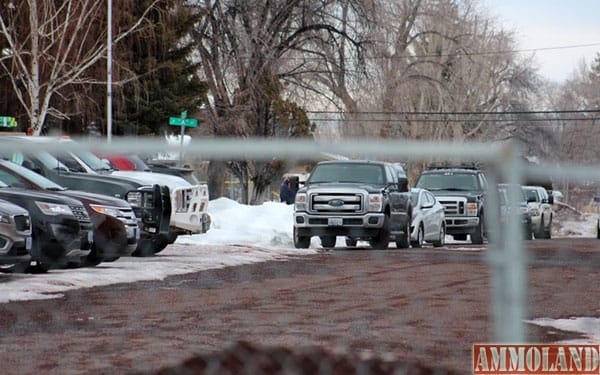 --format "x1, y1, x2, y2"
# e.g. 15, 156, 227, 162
0, 238, 599, 374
